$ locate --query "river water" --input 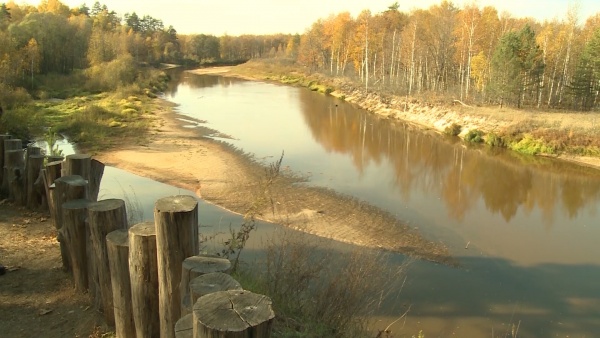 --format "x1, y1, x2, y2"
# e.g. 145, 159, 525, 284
161, 70, 600, 337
